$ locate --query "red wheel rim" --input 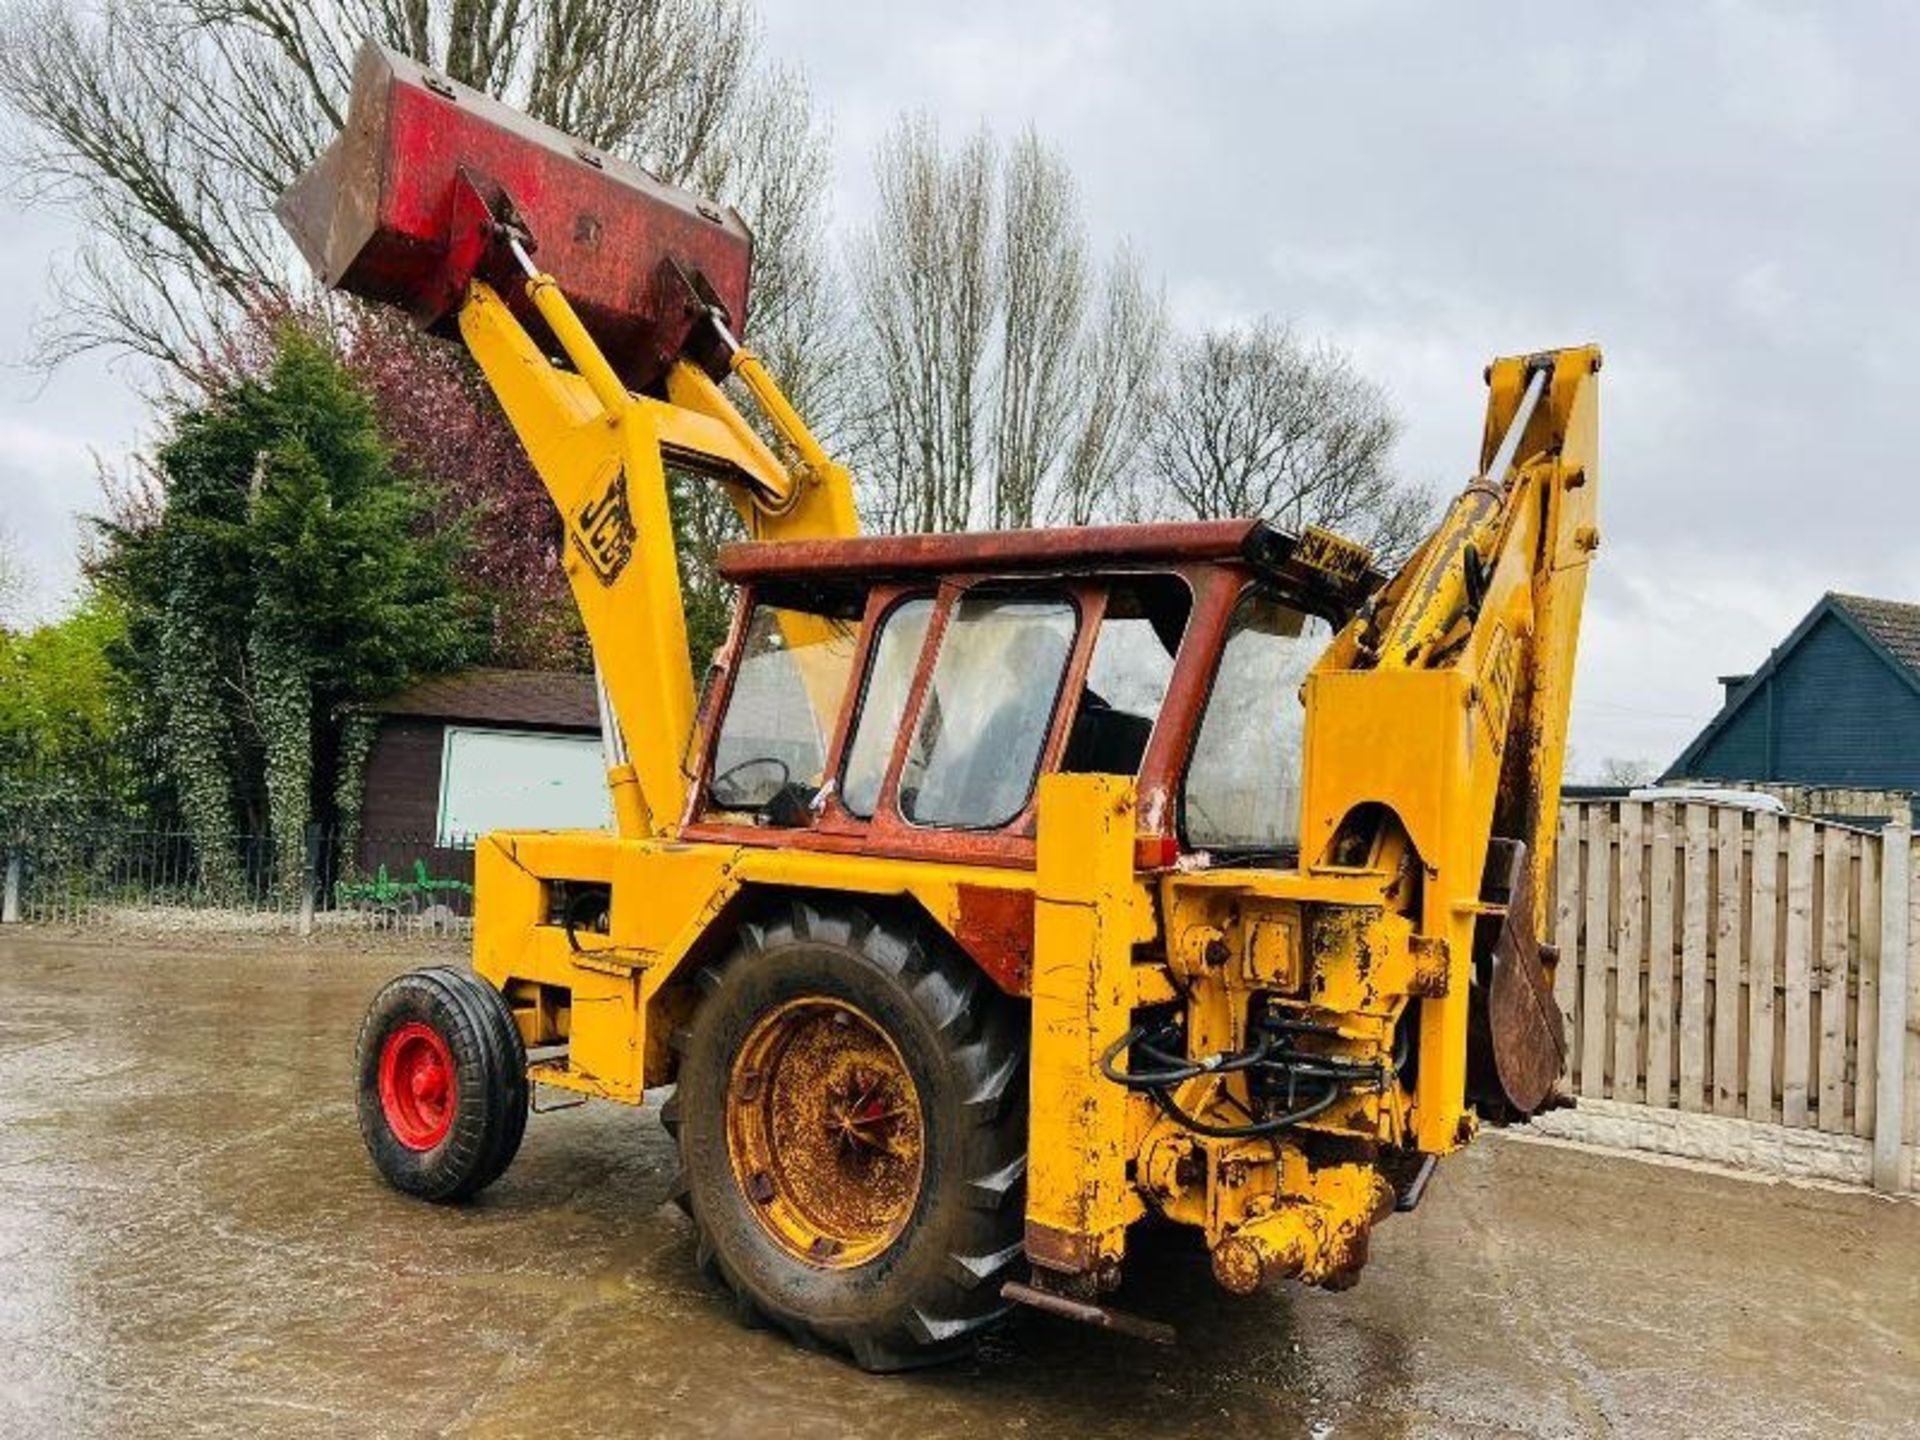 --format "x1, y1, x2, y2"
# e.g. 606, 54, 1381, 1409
378, 1021, 457, 1150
